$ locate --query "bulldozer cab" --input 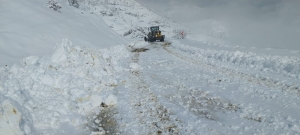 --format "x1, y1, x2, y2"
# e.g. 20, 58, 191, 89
150, 26, 159, 32
149, 26, 161, 36
145, 26, 165, 42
